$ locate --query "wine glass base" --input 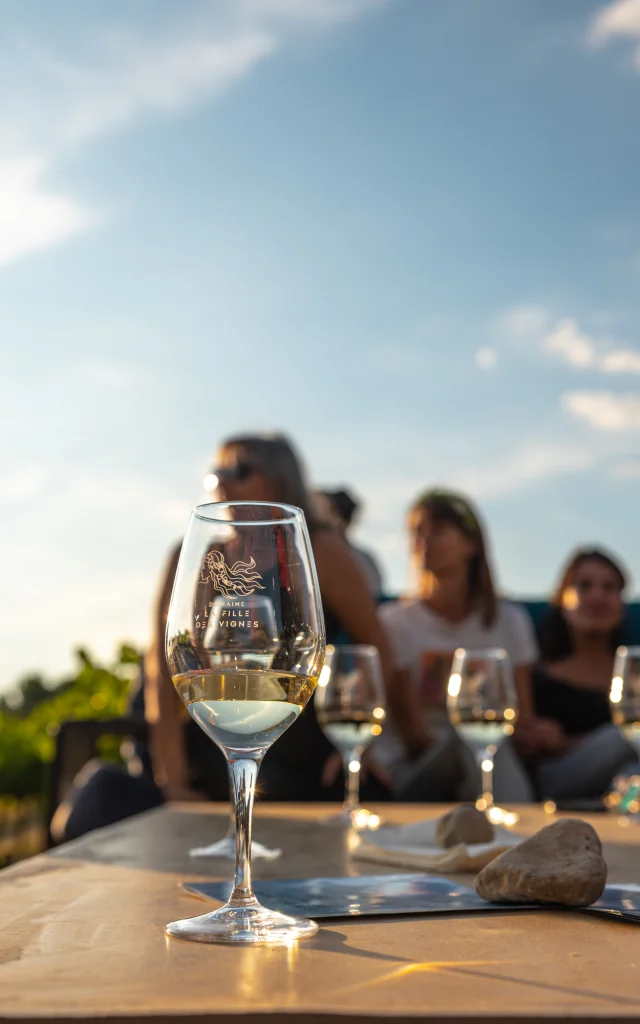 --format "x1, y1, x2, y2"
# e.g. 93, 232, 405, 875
320, 807, 383, 830
165, 902, 318, 945
189, 837, 282, 860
